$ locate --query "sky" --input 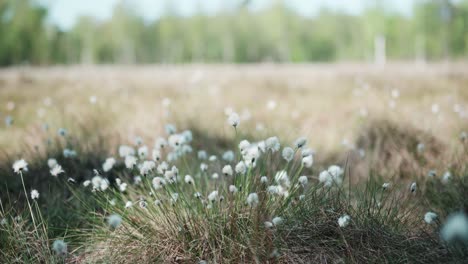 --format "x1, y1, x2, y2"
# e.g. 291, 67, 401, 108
41, 0, 415, 30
